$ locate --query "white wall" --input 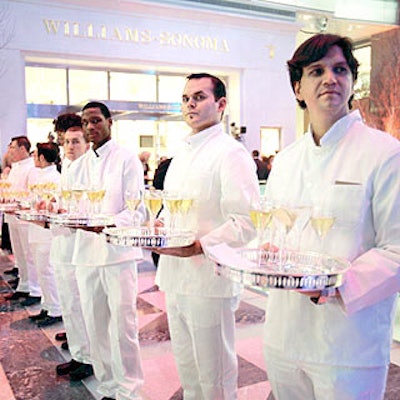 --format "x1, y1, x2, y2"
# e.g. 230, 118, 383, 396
0, 0, 299, 156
